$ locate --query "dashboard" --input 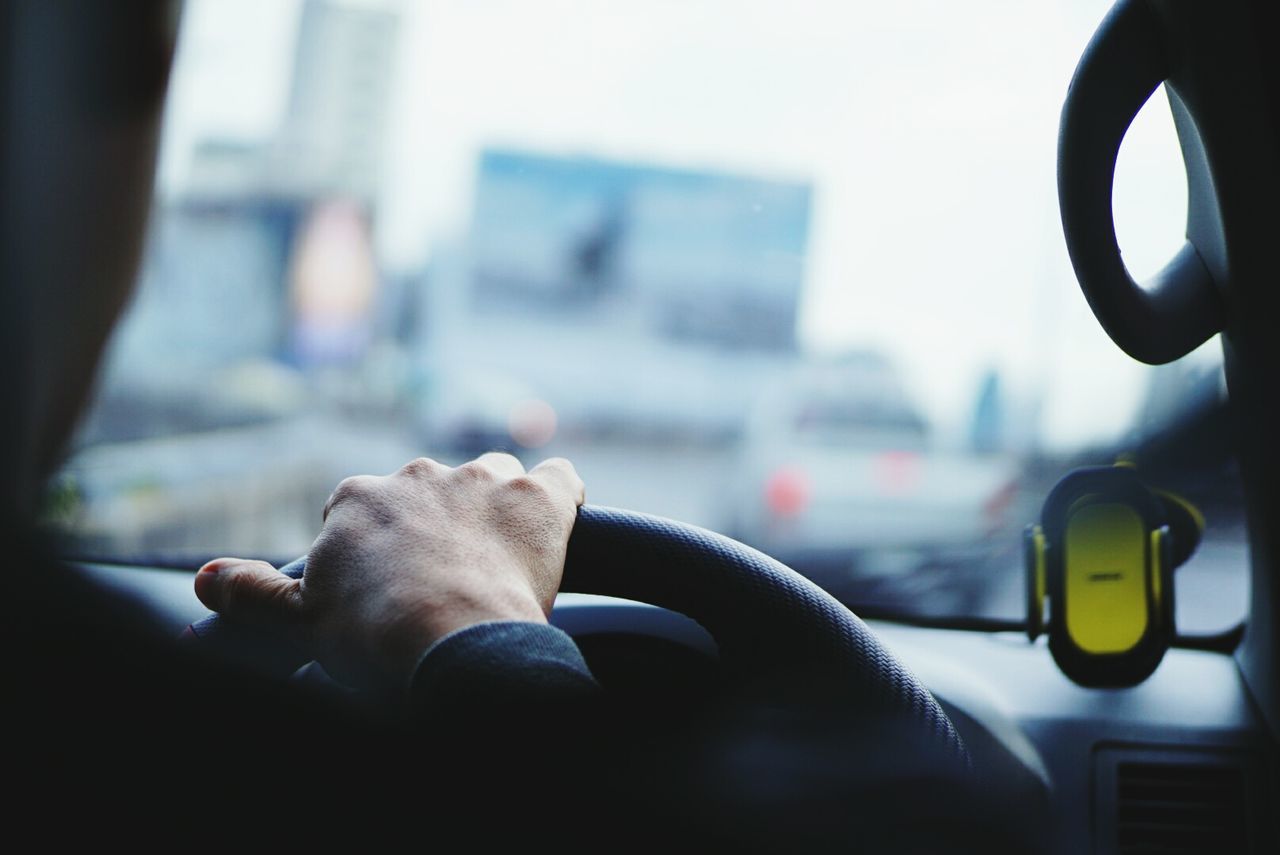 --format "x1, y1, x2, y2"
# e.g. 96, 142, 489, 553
80, 561, 1275, 854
